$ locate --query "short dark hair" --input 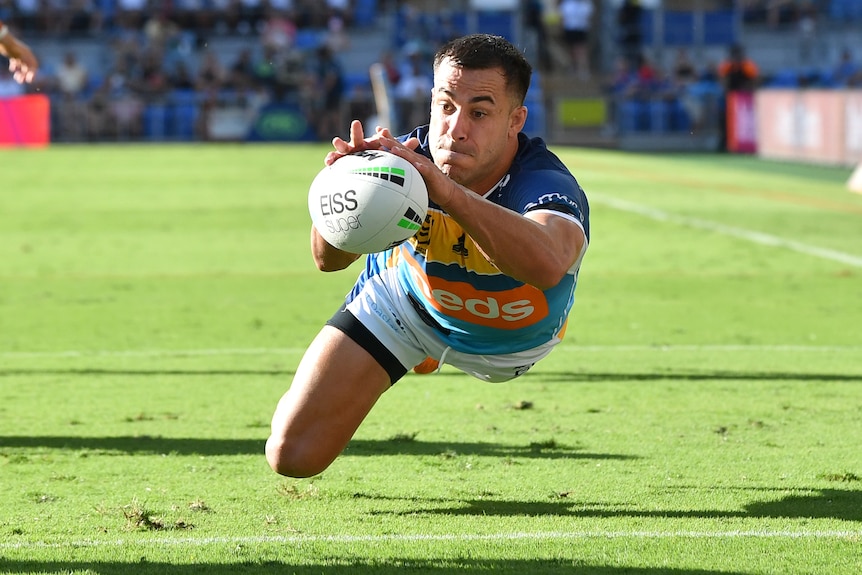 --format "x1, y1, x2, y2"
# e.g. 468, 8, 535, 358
433, 34, 532, 106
